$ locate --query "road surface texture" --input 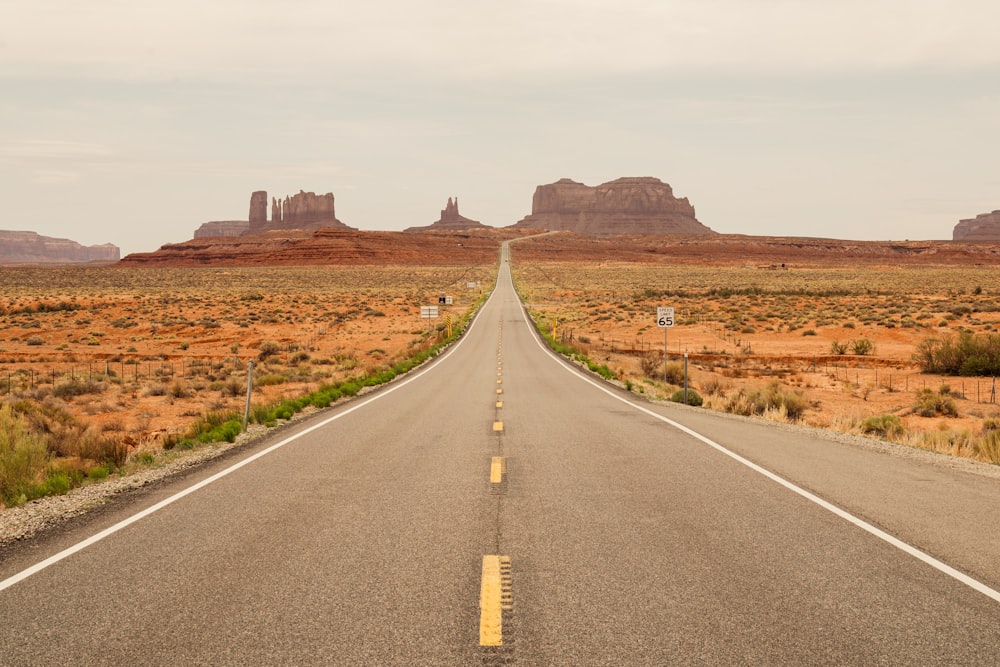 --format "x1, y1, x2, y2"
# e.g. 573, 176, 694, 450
2, 241, 1000, 665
